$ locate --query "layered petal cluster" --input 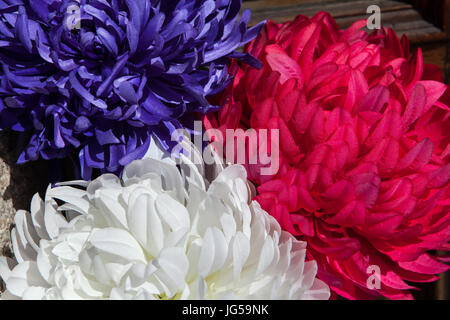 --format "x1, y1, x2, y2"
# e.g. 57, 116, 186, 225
0, 139, 329, 300
204, 12, 450, 299
0, 0, 264, 179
